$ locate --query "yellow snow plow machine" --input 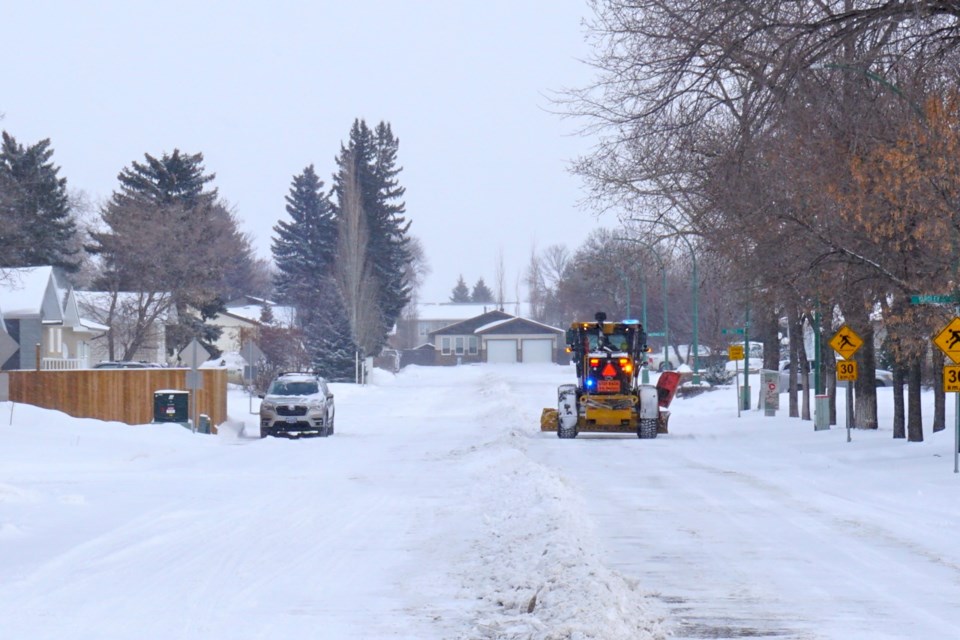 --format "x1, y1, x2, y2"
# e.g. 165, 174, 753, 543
541, 312, 680, 439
